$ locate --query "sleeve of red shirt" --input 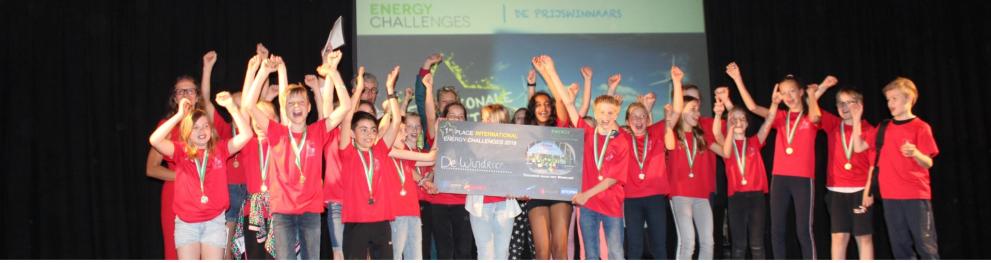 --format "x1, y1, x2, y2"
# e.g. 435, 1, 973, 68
820, 111, 839, 132
915, 121, 939, 158
266, 119, 284, 142
217, 139, 233, 158
171, 140, 186, 160
771, 109, 785, 130
309, 119, 331, 148
213, 110, 232, 139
